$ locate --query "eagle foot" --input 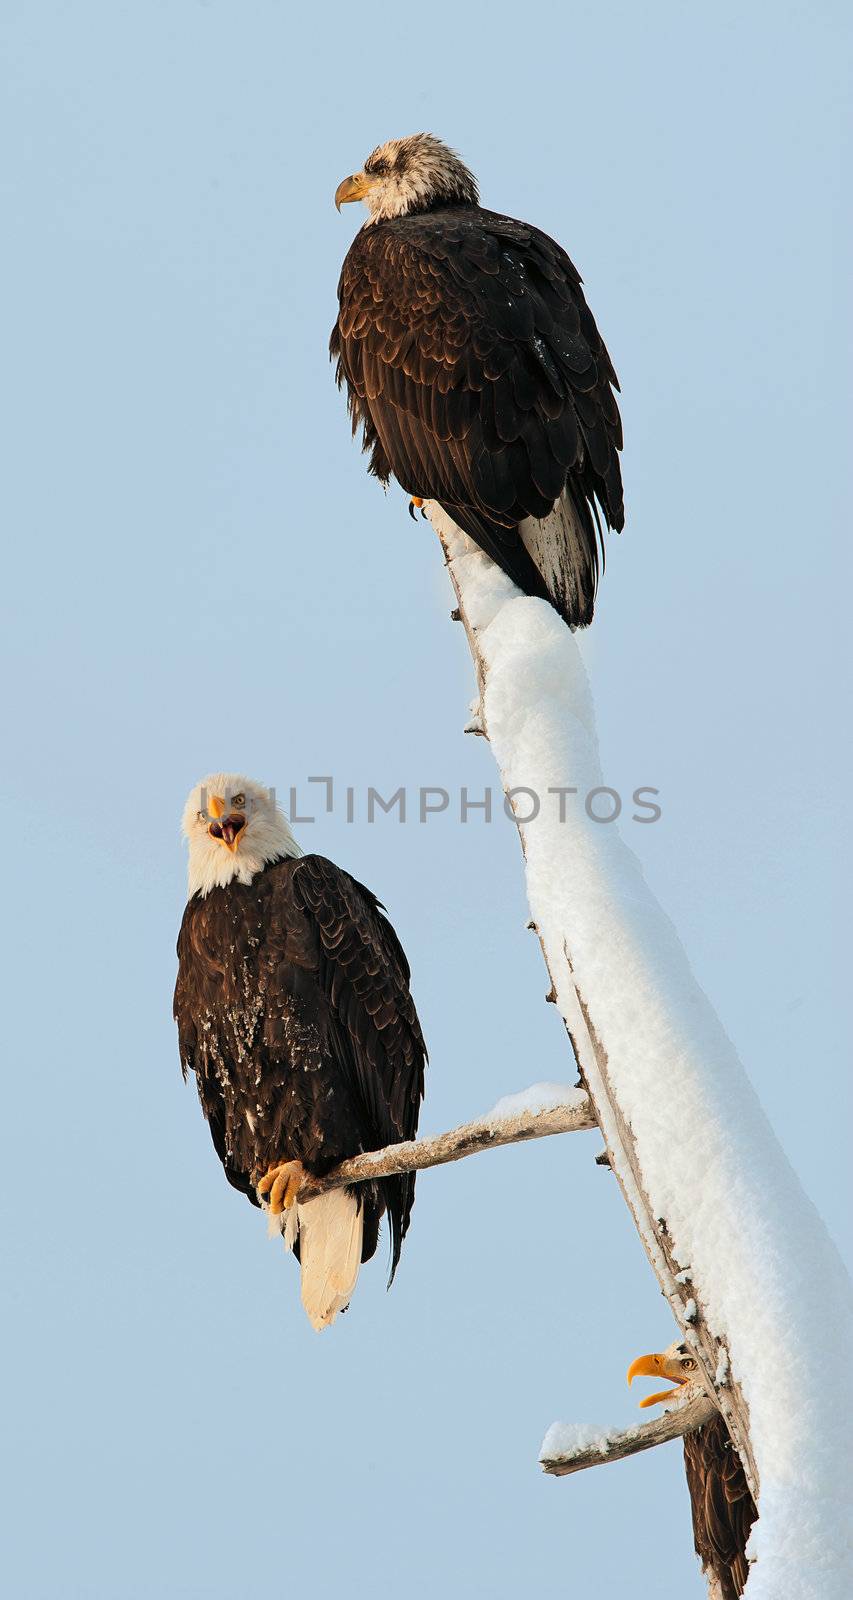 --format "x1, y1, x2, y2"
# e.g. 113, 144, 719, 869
408, 496, 427, 521
257, 1159, 306, 1215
